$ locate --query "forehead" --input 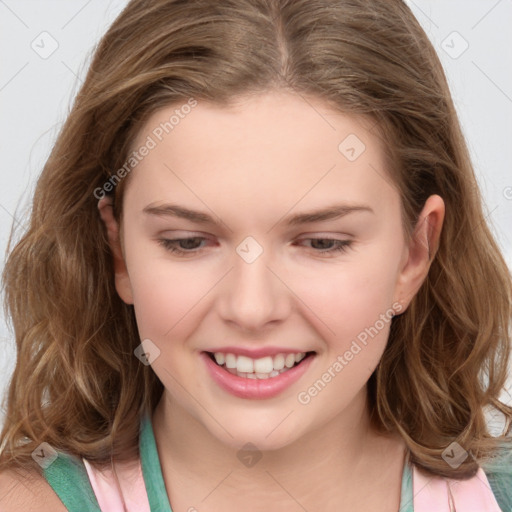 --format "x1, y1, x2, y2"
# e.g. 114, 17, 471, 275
123, 92, 397, 220
132, 92, 379, 160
